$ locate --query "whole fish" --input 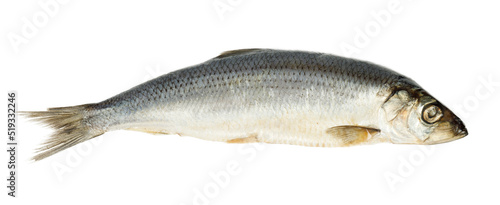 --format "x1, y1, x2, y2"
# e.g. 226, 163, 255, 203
24, 49, 468, 161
